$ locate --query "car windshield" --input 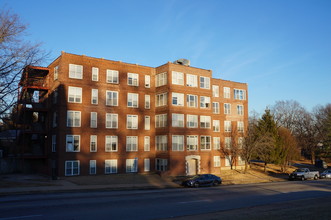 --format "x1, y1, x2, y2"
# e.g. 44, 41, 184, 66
295, 169, 306, 172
